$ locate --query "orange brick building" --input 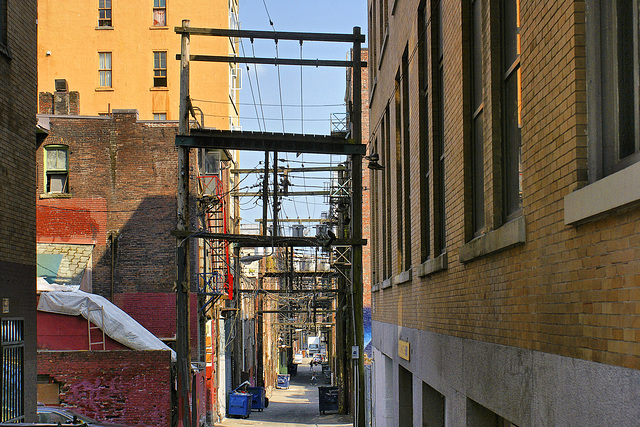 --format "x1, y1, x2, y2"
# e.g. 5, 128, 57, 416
369, 0, 640, 425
